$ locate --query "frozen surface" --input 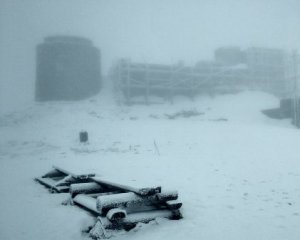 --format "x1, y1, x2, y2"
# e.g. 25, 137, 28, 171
0, 91, 300, 240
